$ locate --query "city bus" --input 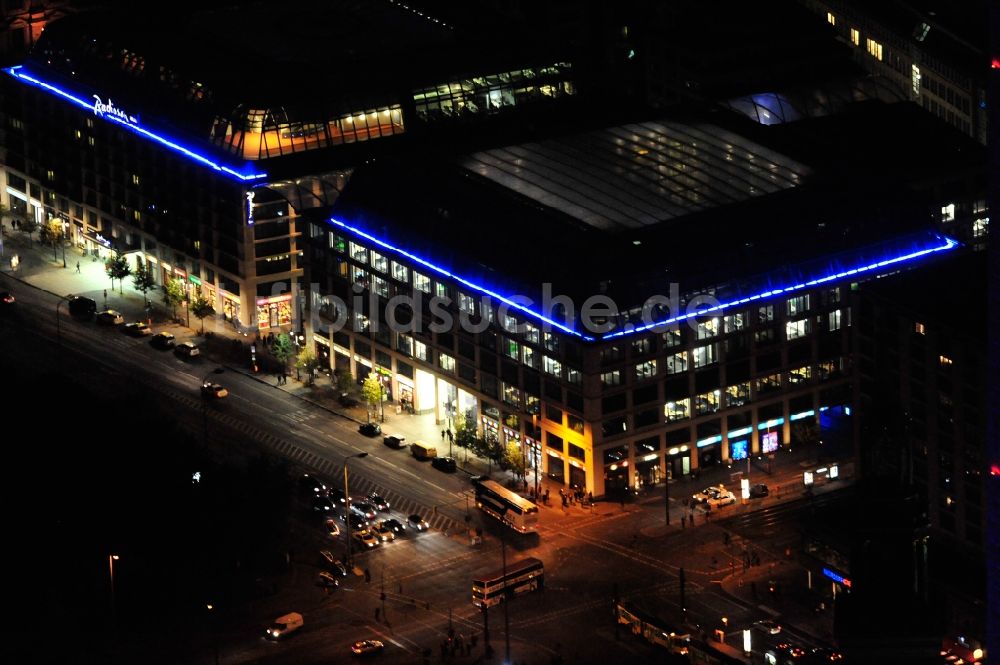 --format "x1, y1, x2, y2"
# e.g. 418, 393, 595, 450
472, 557, 544, 608
473, 479, 539, 533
